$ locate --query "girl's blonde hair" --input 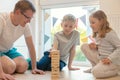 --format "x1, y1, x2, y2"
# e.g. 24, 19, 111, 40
62, 14, 76, 24
90, 10, 112, 38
